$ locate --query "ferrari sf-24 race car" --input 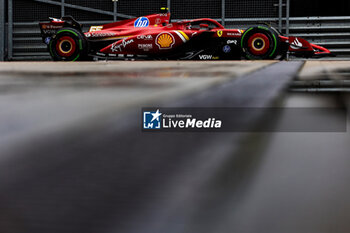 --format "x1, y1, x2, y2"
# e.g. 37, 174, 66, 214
39, 8, 332, 61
